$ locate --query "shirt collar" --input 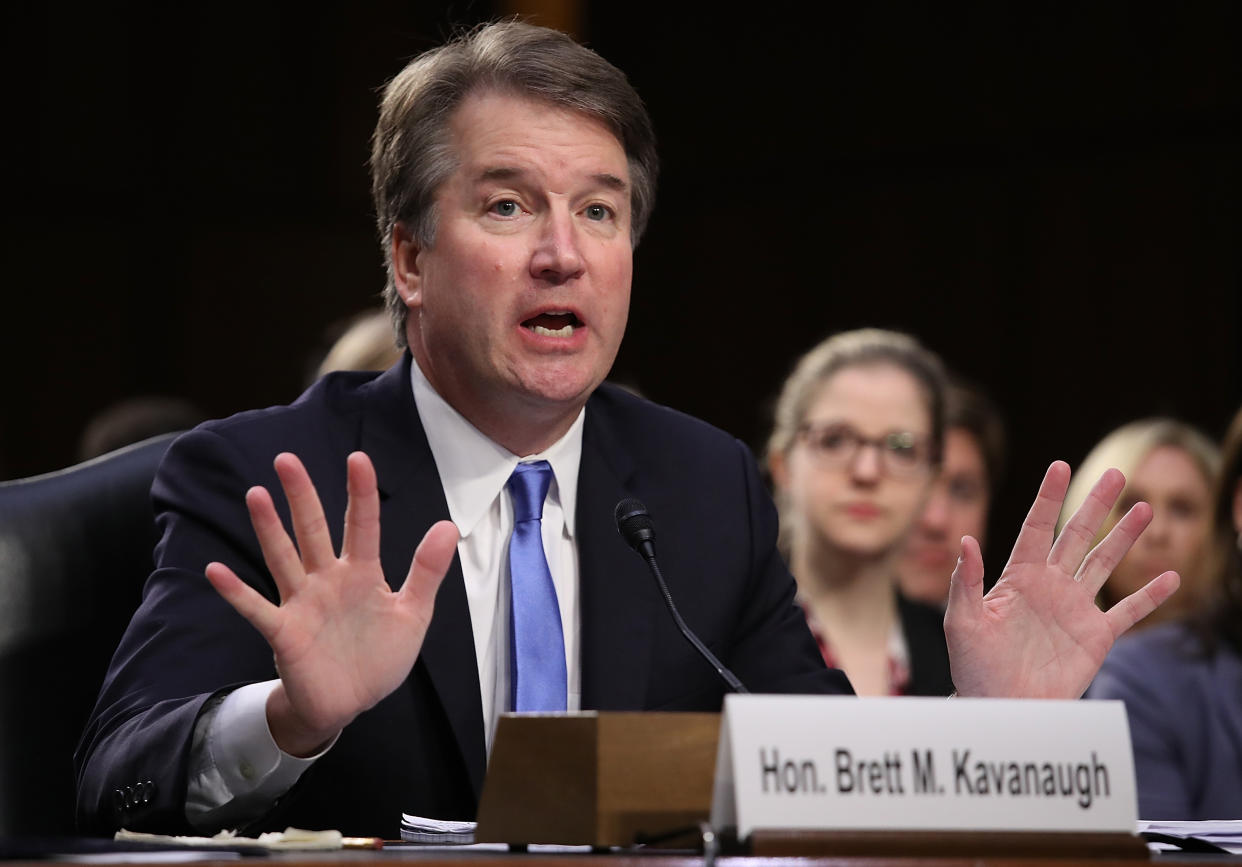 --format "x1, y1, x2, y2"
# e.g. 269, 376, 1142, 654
410, 357, 584, 540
